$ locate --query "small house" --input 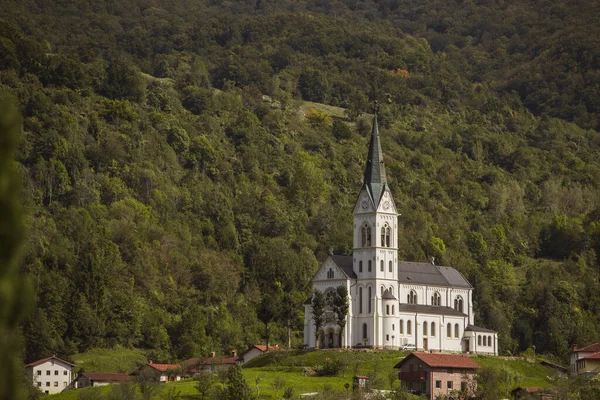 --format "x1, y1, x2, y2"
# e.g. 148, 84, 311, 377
25, 355, 75, 395
74, 372, 131, 388
131, 362, 183, 383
